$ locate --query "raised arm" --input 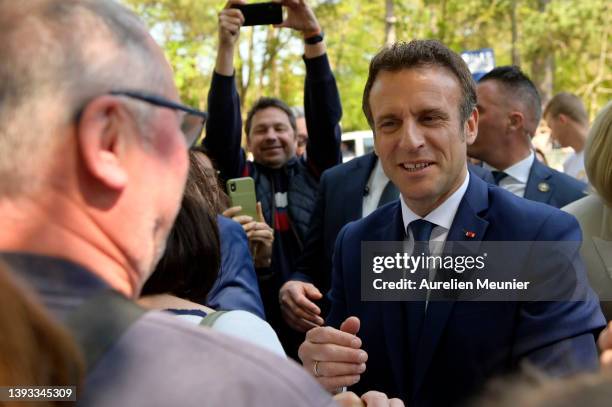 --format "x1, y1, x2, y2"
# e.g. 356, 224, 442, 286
203, 0, 247, 181
279, 0, 342, 177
